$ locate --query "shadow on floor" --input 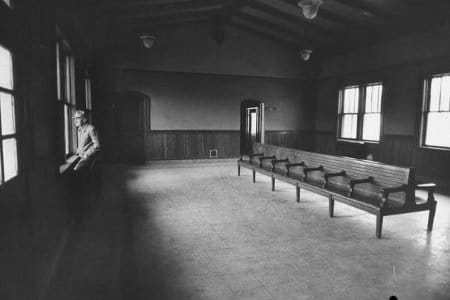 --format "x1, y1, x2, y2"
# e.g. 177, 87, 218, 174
45, 165, 199, 300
